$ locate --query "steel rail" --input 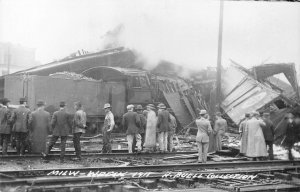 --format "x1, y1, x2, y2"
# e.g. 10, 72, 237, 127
1, 160, 299, 177
0, 151, 198, 160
